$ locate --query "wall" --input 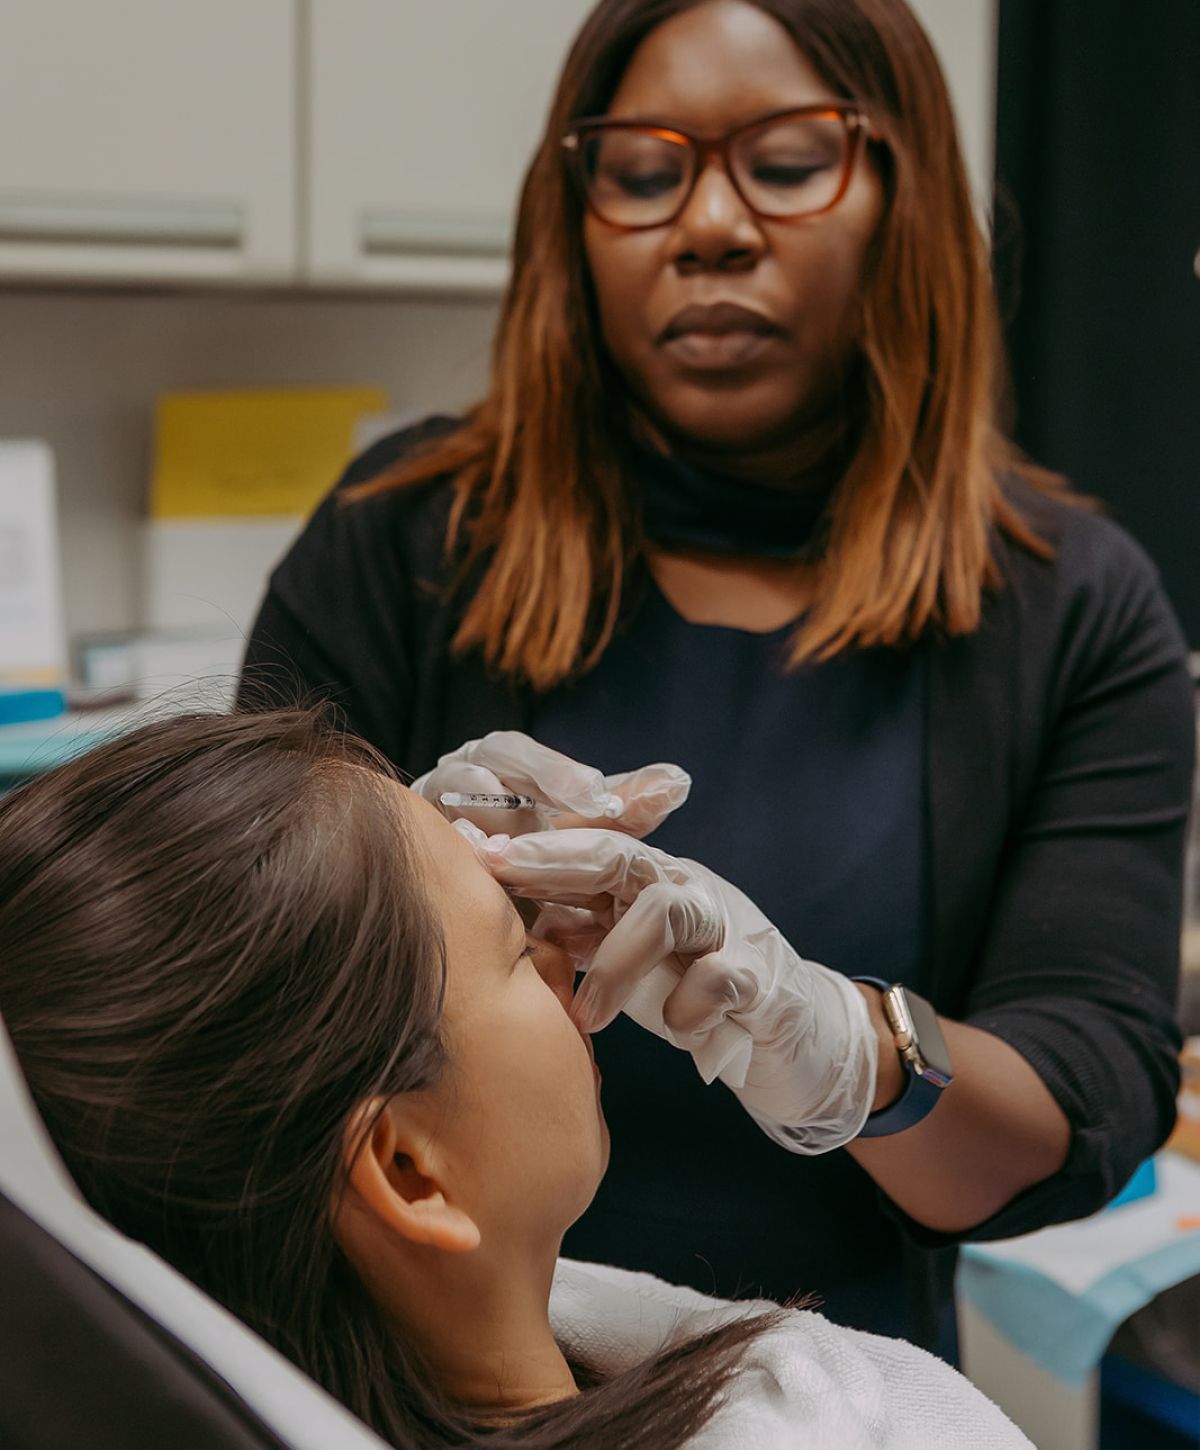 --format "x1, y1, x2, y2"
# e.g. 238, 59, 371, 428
0, 0, 998, 651
0, 289, 499, 639
907, 0, 999, 210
